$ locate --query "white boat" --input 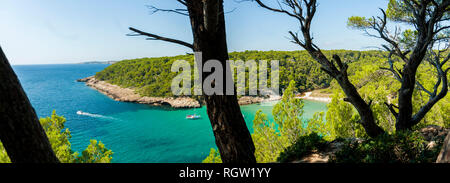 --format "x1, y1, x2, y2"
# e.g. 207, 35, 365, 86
77, 111, 83, 115
186, 114, 201, 120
